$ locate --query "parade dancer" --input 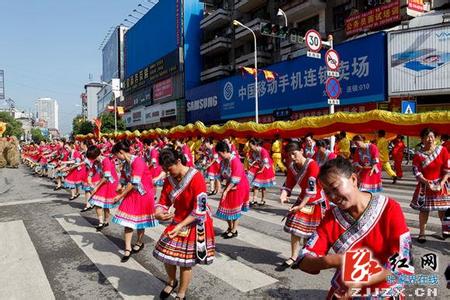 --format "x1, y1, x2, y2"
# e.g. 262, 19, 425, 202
352, 135, 382, 193
313, 140, 337, 167
204, 138, 221, 196
376, 130, 398, 184
410, 128, 449, 243
392, 135, 406, 179
54, 141, 70, 190
303, 133, 317, 159
215, 141, 250, 239
296, 157, 414, 300
280, 141, 328, 268
63, 142, 84, 200
86, 146, 119, 229
111, 141, 158, 262
248, 138, 276, 206
175, 139, 194, 168
154, 147, 215, 300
